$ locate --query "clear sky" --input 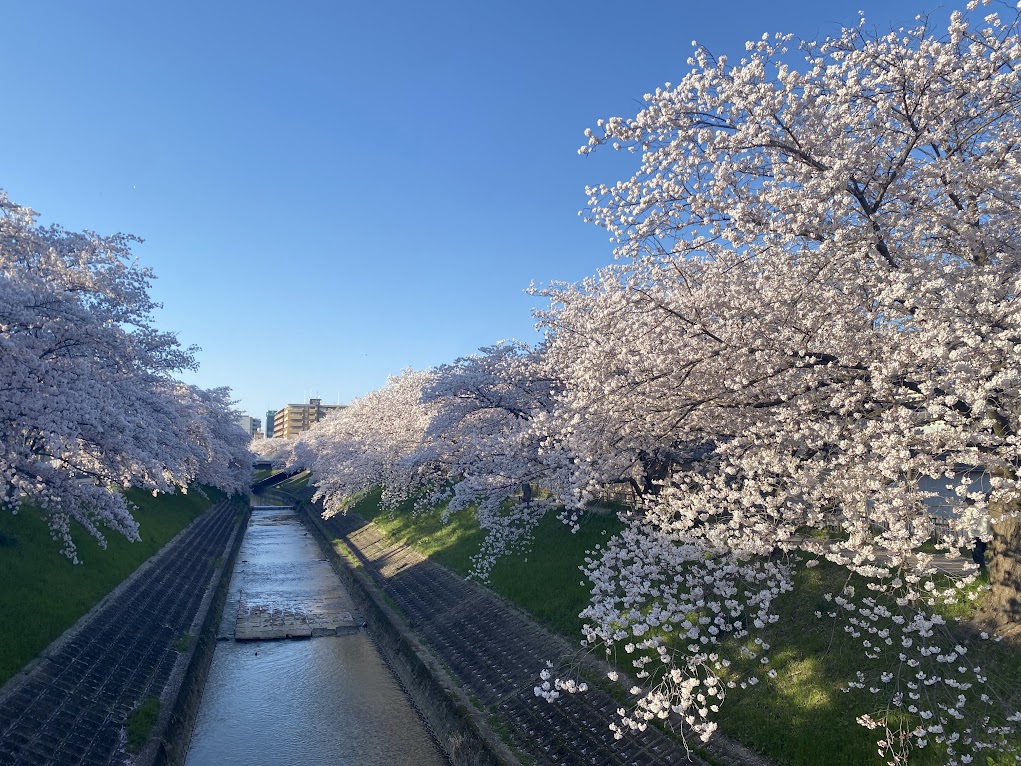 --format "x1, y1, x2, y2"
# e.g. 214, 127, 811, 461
2, 0, 932, 422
